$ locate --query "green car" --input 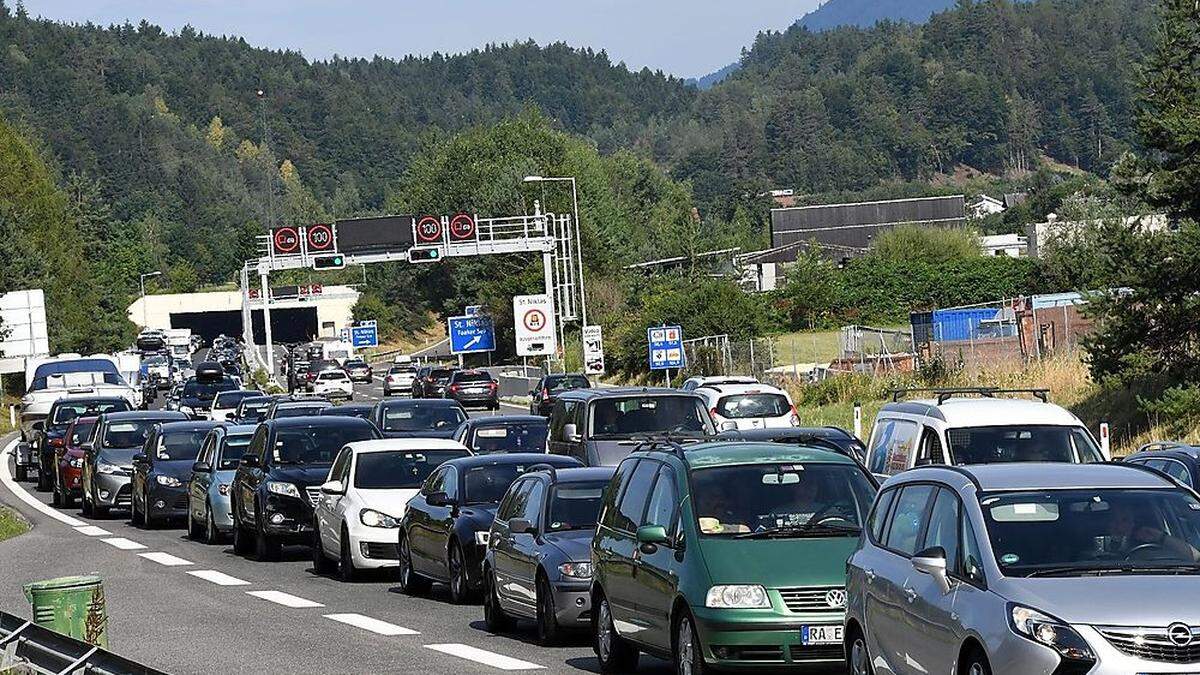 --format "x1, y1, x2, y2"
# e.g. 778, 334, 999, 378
590, 441, 877, 673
